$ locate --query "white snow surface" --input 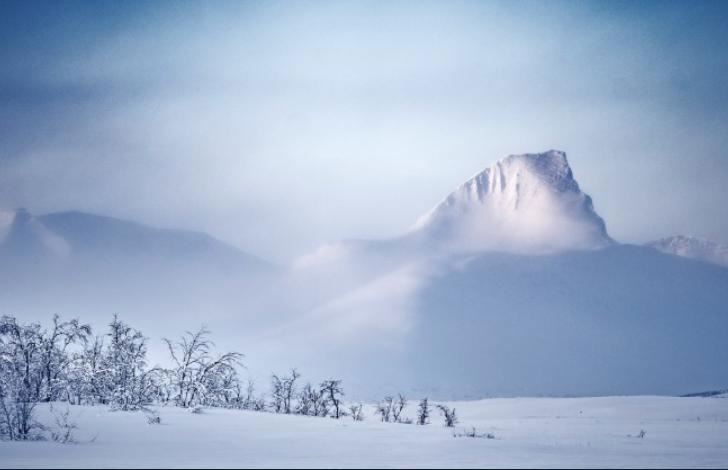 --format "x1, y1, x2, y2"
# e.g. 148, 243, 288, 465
1, 396, 727, 468
647, 235, 728, 268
